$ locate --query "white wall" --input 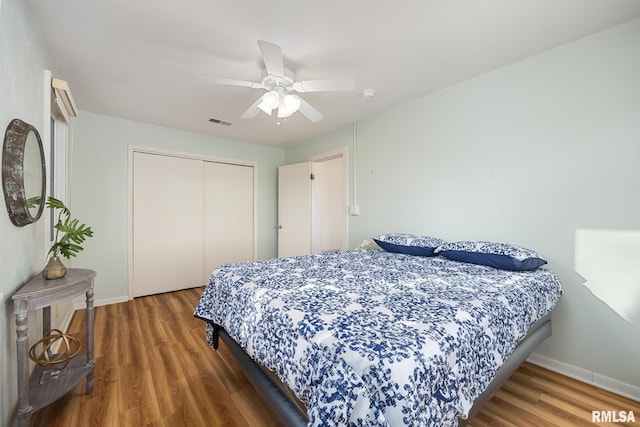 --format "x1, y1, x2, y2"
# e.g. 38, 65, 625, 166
286, 18, 640, 391
0, 0, 50, 425
69, 111, 284, 302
